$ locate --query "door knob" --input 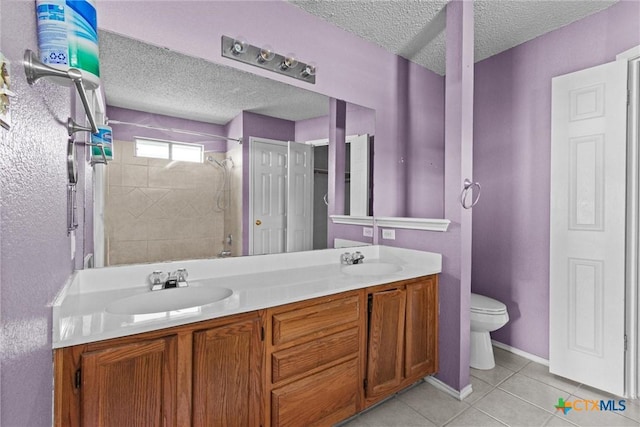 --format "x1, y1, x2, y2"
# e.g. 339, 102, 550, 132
255, 219, 262, 226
